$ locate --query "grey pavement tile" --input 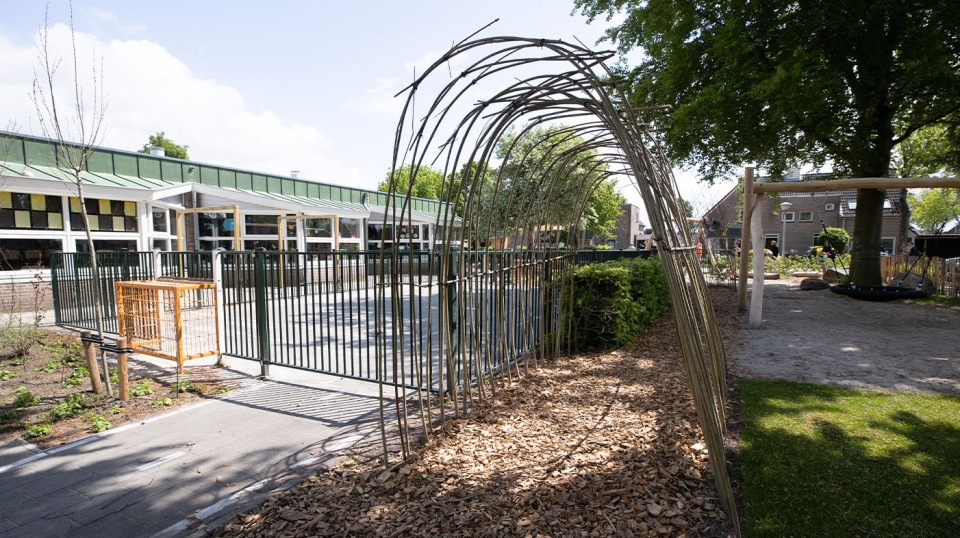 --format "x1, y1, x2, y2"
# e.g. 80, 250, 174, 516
0, 519, 15, 534
0, 441, 42, 469
9, 467, 94, 498
2, 488, 90, 526
0, 514, 80, 538
64, 511, 145, 538
59, 488, 146, 526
